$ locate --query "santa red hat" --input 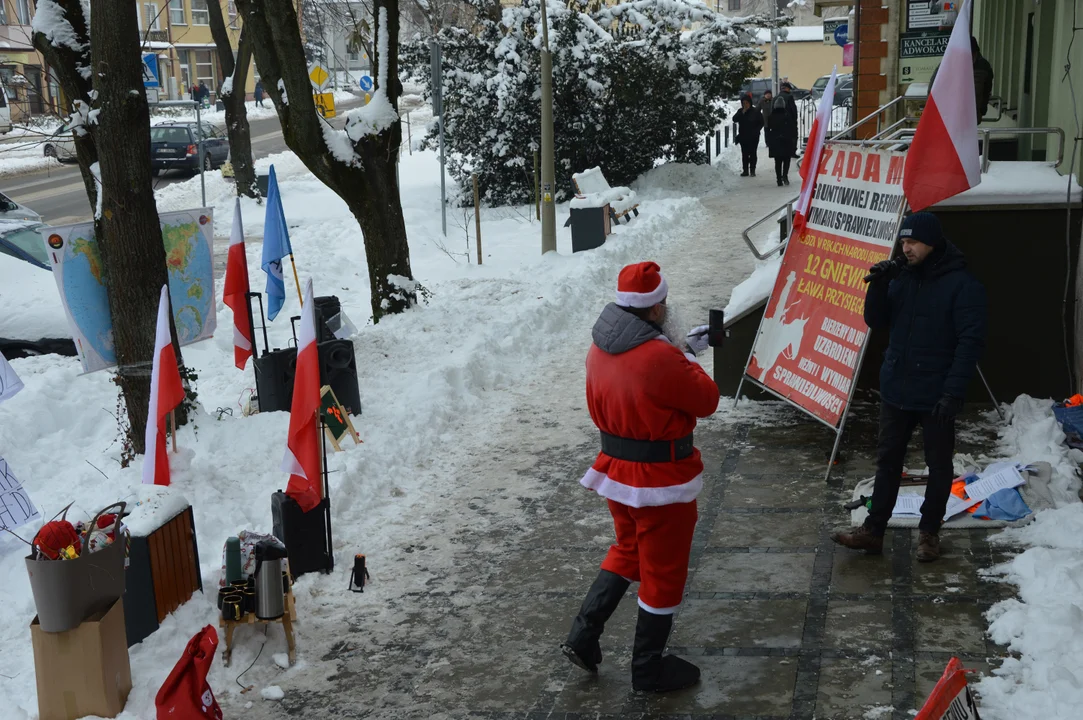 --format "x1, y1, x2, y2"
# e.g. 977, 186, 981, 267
616, 261, 668, 308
